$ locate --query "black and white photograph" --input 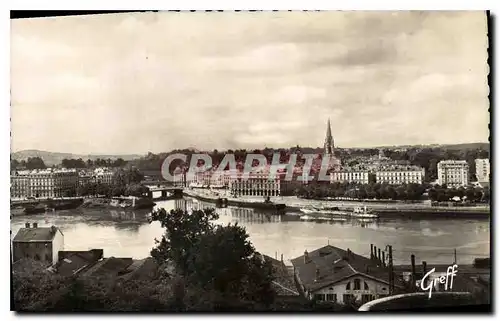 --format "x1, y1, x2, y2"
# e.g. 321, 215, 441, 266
9, 10, 491, 312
